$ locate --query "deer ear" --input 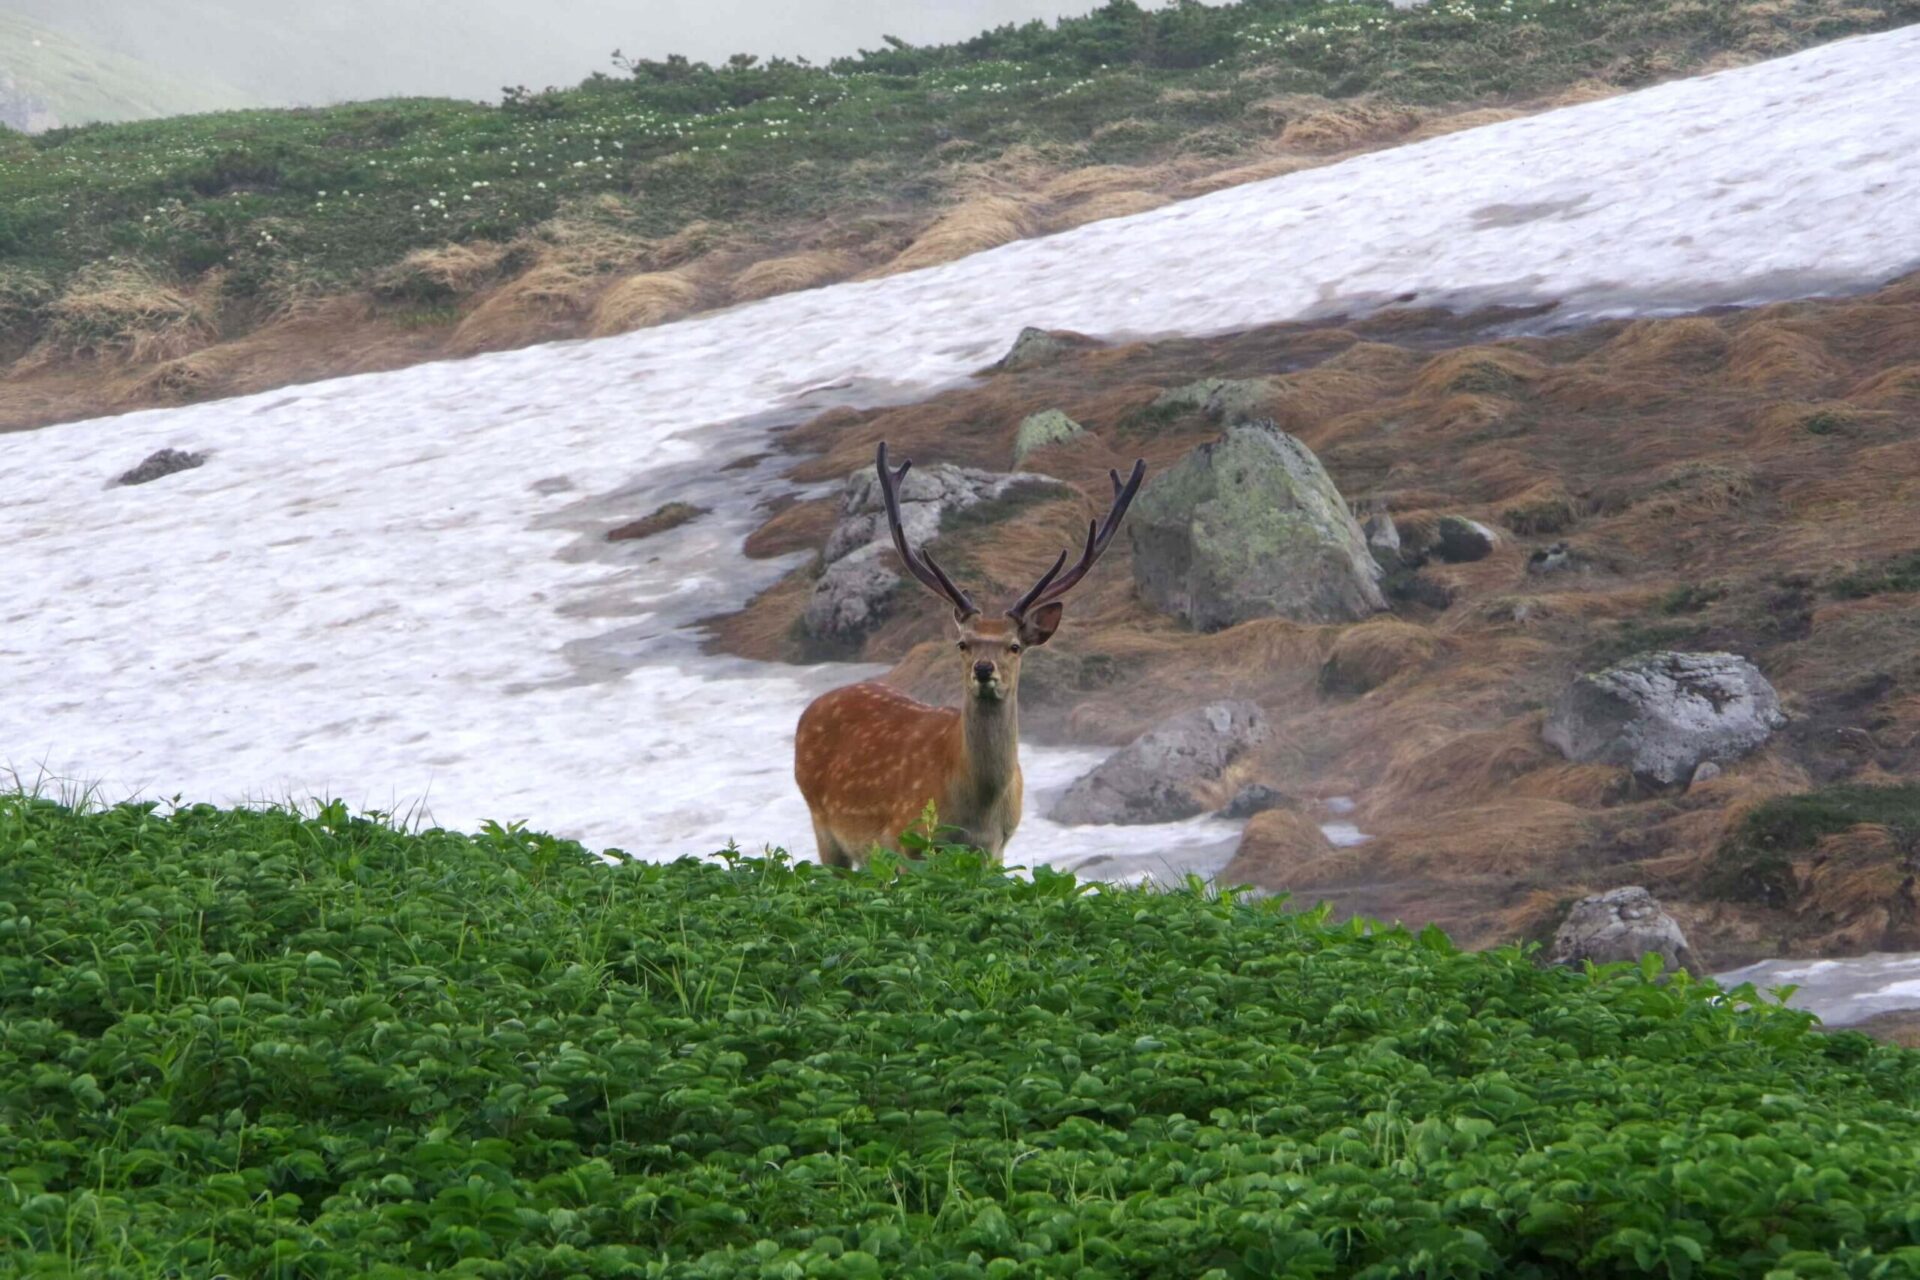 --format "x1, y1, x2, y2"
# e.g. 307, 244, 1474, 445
1018, 601, 1065, 647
